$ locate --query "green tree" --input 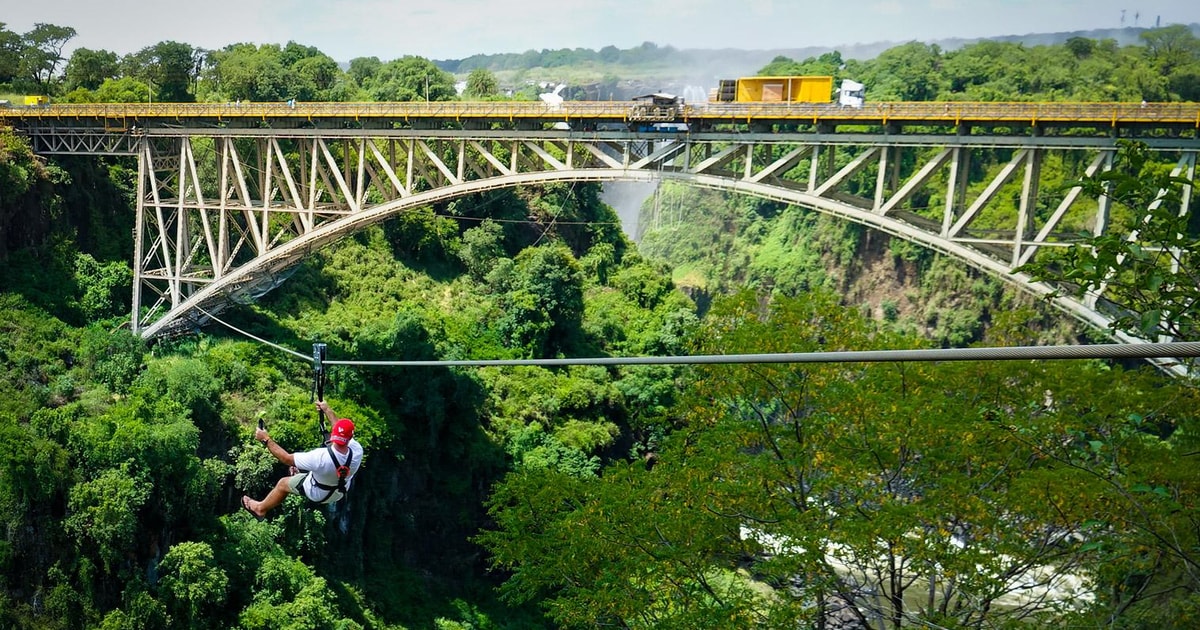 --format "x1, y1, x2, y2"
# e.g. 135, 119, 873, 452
92, 76, 152, 103
382, 205, 461, 265
458, 219, 506, 280
0, 294, 76, 419
203, 43, 288, 102
860, 41, 944, 101
346, 55, 382, 90
78, 325, 146, 394
940, 40, 1036, 99
1020, 140, 1200, 343
480, 290, 1181, 628
610, 257, 675, 309
1169, 66, 1200, 100
290, 54, 340, 101
157, 541, 229, 629
1140, 24, 1200, 73
64, 47, 119, 91
1023, 381, 1200, 627
0, 23, 22, 84
370, 55, 455, 102
72, 252, 131, 320
238, 555, 345, 629
759, 50, 844, 77
123, 41, 202, 102
19, 22, 75, 89
65, 463, 151, 573
0, 417, 71, 602
98, 590, 169, 630
130, 355, 222, 434
1065, 36, 1096, 58
598, 45, 620, 63
493, 244, 585, 357
464, 67, 499, 98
